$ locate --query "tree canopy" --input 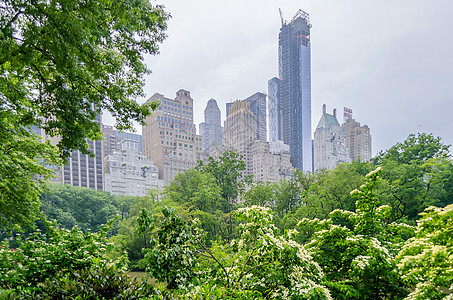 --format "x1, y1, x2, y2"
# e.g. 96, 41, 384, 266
0, 0, 169, 230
